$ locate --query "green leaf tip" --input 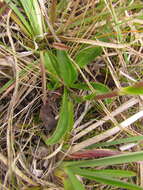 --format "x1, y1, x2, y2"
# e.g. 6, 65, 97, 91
120, 81, 143, 95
